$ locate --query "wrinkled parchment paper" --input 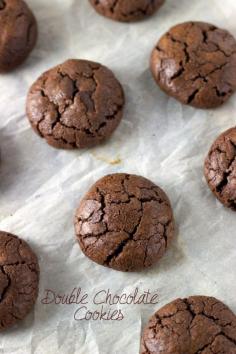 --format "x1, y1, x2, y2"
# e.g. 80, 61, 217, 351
1, 0, 236, 353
